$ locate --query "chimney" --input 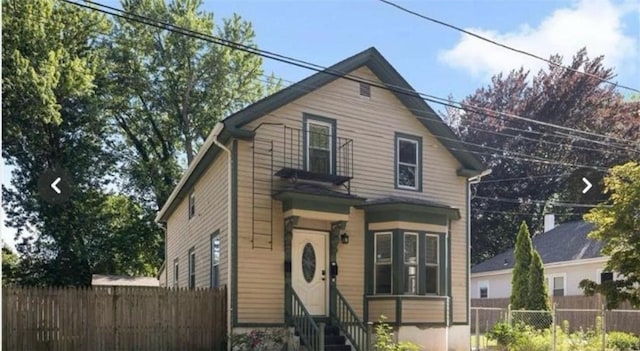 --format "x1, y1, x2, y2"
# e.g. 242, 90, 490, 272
544, 214, 555, 233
